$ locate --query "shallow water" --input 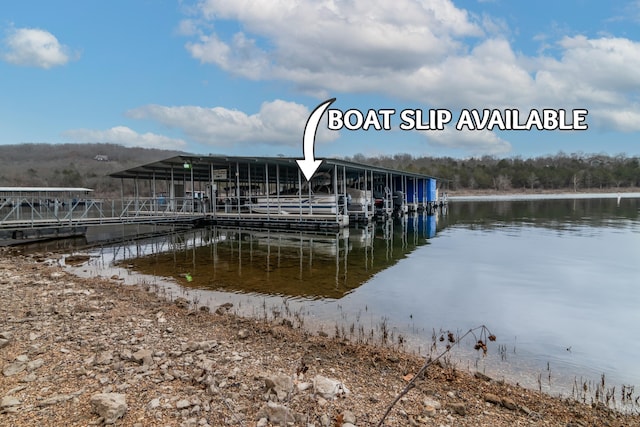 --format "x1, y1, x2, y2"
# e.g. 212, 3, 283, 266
69, 195, 640, 407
